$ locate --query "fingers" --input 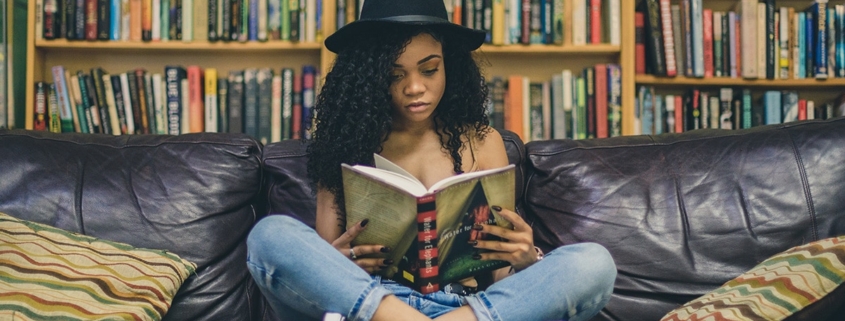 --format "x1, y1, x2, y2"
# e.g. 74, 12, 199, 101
492, 206, 532, 233
332, 219, 369, 247
354, 258, 395, 274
